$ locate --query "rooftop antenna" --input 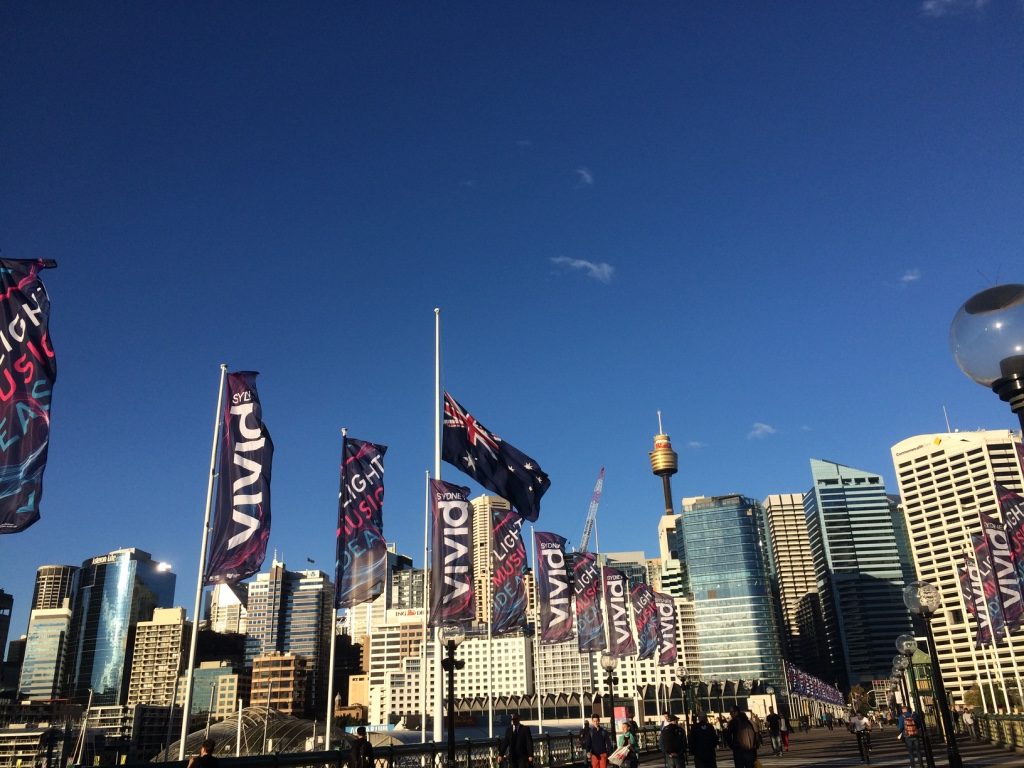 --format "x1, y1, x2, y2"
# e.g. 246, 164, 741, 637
942, 405, 952, 433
